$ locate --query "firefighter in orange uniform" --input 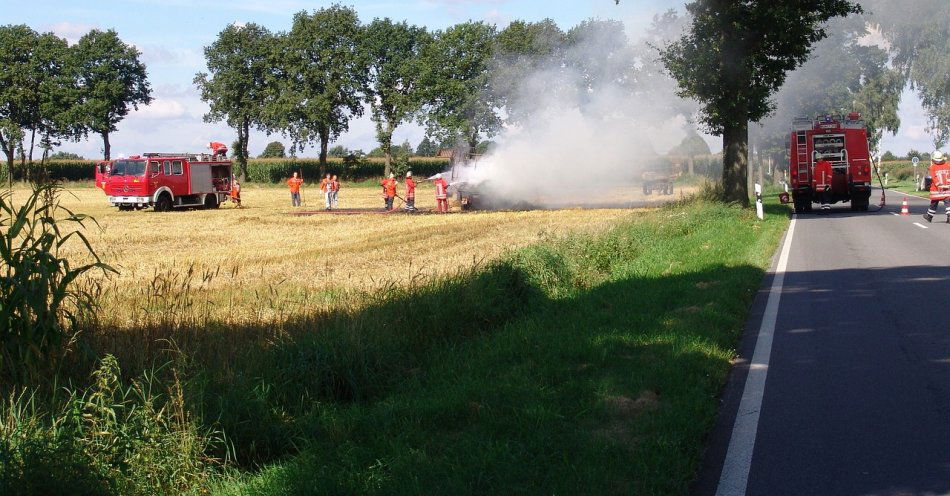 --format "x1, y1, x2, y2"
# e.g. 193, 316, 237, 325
381, 173, 397, 210
404, 171, 416, 211
320, 173, 333, 210
434, 173, 449, 213
330, 174, 340, 208
923, 151, 950, 223
812, 158, 833, 213
287, 172, 303, 207
230, 176, 242, 208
